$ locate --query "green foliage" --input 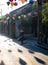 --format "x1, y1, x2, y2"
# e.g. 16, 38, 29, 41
42, 3, 48, 25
